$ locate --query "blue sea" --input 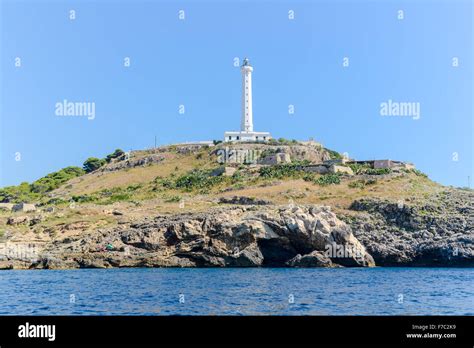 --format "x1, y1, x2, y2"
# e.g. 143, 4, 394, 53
0, 268, 472, 315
